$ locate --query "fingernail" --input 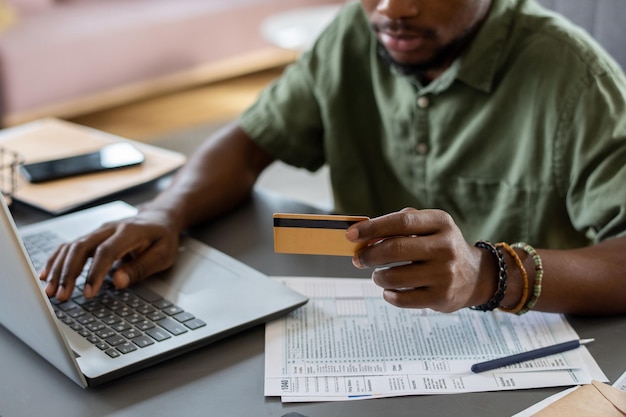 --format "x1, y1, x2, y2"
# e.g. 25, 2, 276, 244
352, 255, 363, 269
45, 284, 55, 297
346, 227, 358, 241
84, 283, 93, 298
115, 270, 130, 288
59, 286, 71, 301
